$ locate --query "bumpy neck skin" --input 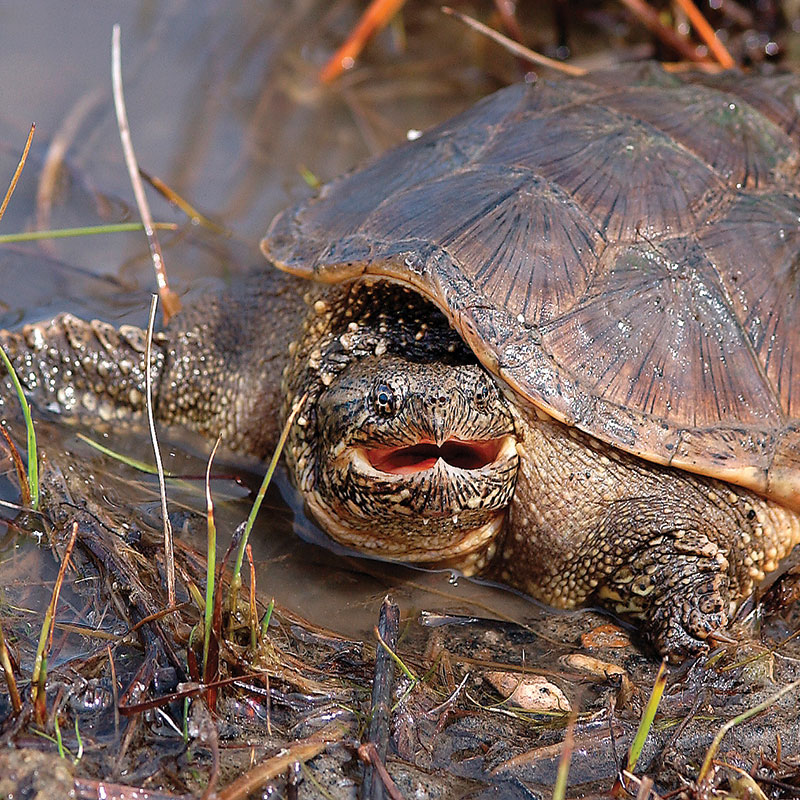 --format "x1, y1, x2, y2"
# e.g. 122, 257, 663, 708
155, 271, 310, 455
